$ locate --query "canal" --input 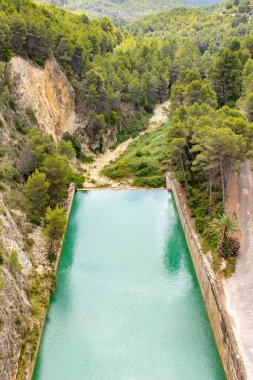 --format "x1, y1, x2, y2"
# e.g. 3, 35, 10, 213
33, 190, 225, 379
